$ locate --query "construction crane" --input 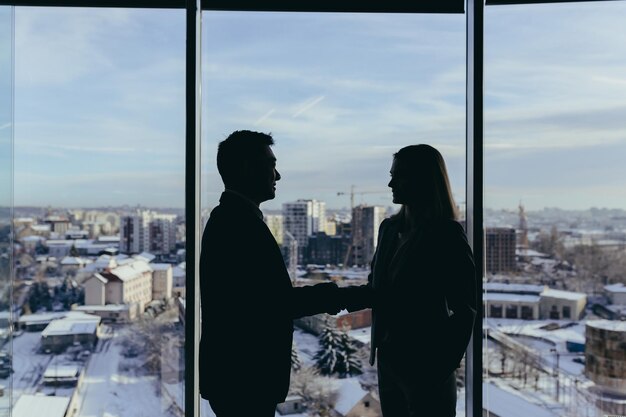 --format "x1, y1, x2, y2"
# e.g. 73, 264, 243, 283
336, 185, 389, 267
337, 185, 390, 211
